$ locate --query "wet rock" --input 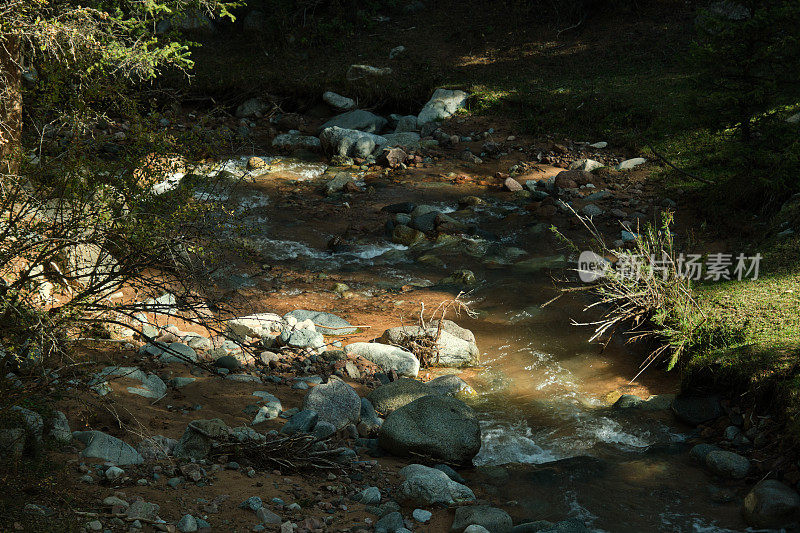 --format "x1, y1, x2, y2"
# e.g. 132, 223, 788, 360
379, 395, 481, 464
705, 450, 750, 479
346, 342, 420, 377
320, 109, 387, 134
323, 91, 356, 111
379, 325, 479, 367
397, 464, 476, 505
613, 394, 643, 409
742, 479, 800, 529
172, 419, 228, 460
302, 376, 360, 430
280, 409, 318, 435
451, 505, 513, 533
284, 310, 357, 335
367, 378, 435, 415
392, 225, 427, 247
320, 126, 387, 159
73, 431, 144, 465
325, 172, 354, 195
426, 374, 474, 397
671, 395, 722, 426
272, 132, 322, 152
418, 88, 469, 124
